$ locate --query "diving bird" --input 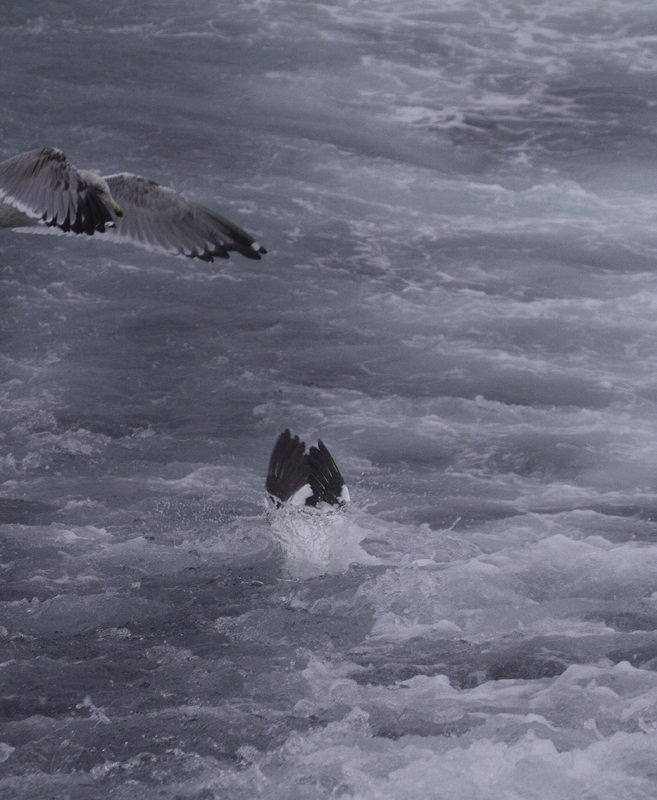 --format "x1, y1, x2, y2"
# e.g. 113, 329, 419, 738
0, 147, 267, 261
266, 429, 350, 511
